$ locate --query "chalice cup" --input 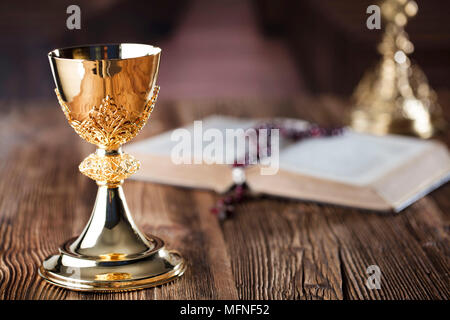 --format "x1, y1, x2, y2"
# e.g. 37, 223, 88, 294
40, 44, 186, 291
